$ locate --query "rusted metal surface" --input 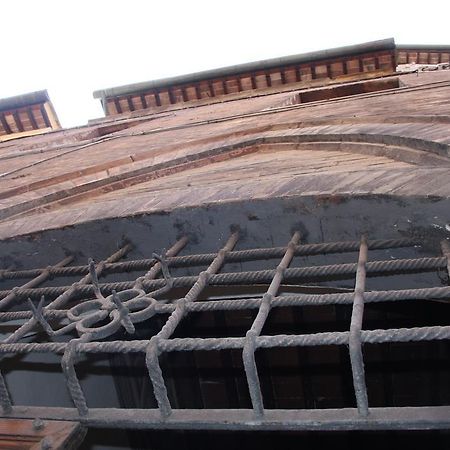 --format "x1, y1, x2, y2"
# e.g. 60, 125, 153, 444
0, 230, 448, 430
